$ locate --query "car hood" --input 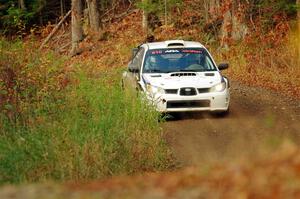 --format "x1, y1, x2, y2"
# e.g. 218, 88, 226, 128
142, 72, 222, 89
